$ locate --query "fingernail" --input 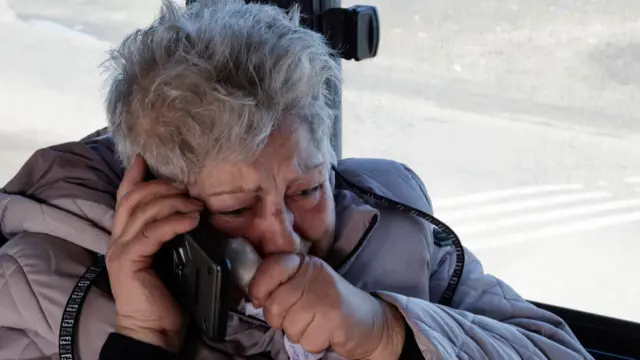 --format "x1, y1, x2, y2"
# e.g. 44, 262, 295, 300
189, 212, 200, 218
